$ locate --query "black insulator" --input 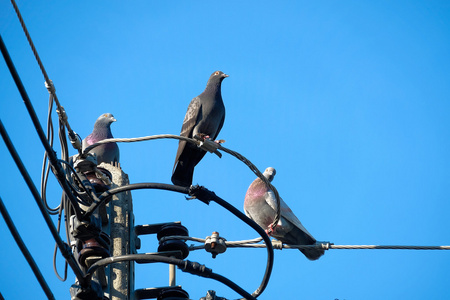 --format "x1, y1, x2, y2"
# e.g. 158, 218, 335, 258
157, 287, 189, 300
158, 240, 189, 259
157, 223, 189, 259
156, 223, 189, 240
